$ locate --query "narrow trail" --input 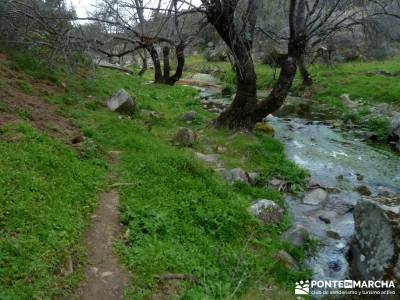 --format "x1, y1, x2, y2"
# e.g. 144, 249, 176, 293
74, 152, 129, 300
